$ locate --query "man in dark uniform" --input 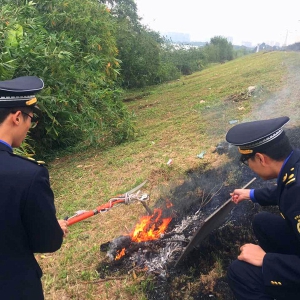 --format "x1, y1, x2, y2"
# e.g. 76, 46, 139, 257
0, 76, 68, 299
225, 116, 300, 300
